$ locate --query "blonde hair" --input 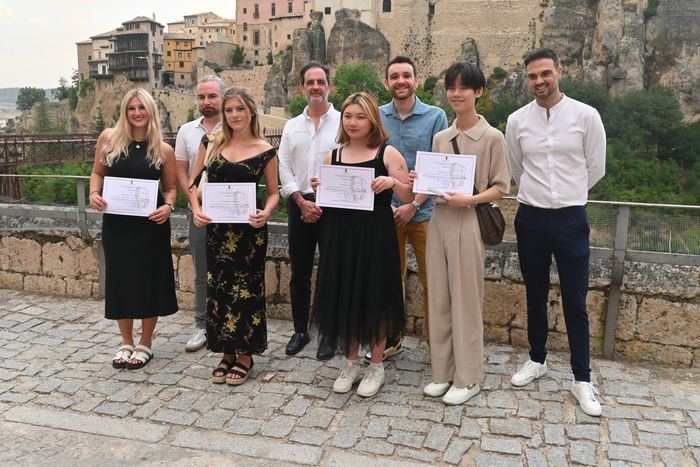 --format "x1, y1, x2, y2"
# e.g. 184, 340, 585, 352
337, 92, 388, 148
101, 89, 164, 167
206, 88, 262, 166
